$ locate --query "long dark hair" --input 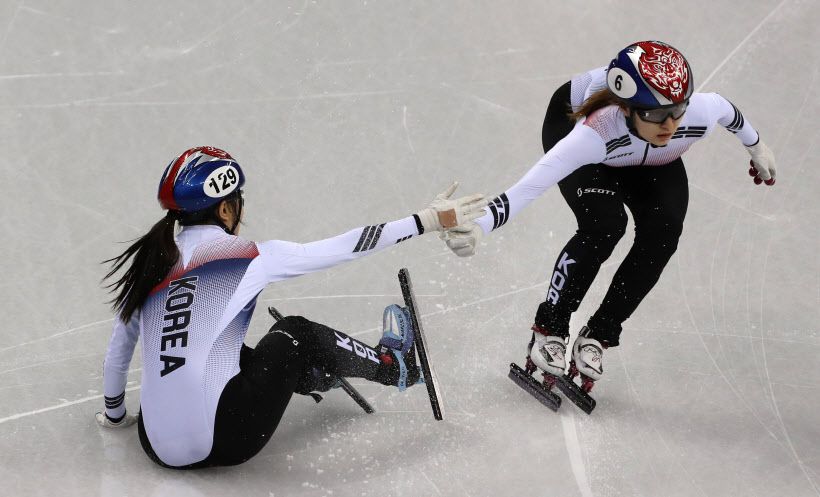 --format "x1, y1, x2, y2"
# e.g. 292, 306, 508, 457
568, 88, 626, 121
103, 192, 242, 324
